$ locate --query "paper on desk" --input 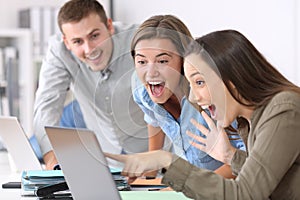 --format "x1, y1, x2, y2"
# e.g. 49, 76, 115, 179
21, 170, 65, 196
120, 191, 191, 200
130, 177, 164, 186
110, 167, 122, 174
23, 170, 64, 179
